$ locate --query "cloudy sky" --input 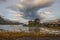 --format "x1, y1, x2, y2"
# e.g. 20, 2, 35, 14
0, 0, 60, 24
